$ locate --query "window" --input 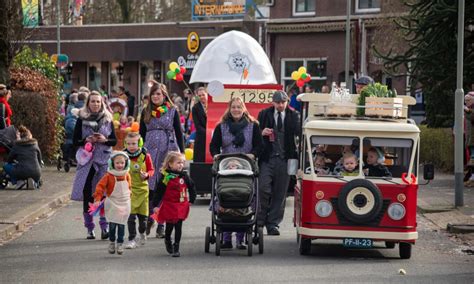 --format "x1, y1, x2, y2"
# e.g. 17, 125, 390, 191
281, 58, 327, 92
356, 0, 381, 13
139, 61, 154, 103
307, 136, 361, 177
293, 0, 315, 16
110, 62, 123, 92
362, 138, 414, 178
88, 62, 101, 92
